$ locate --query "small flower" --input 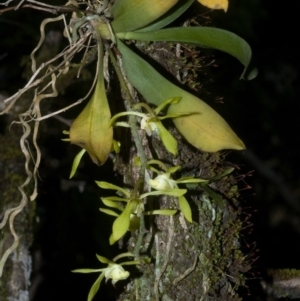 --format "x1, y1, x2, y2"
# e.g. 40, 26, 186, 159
104, 264, 129, 285
145, 159, 208, 223
110, 97, 194, 155
96, 181, 184, 244
72, 253, 141, 301
148, 173, 176, 190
